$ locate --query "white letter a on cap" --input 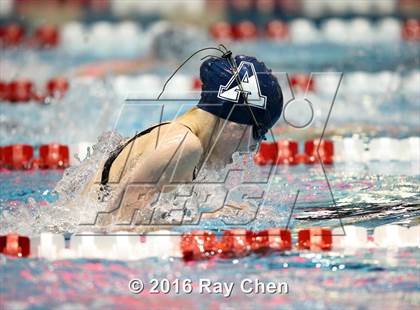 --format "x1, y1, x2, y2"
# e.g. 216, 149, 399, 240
218, 61, 267, 109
